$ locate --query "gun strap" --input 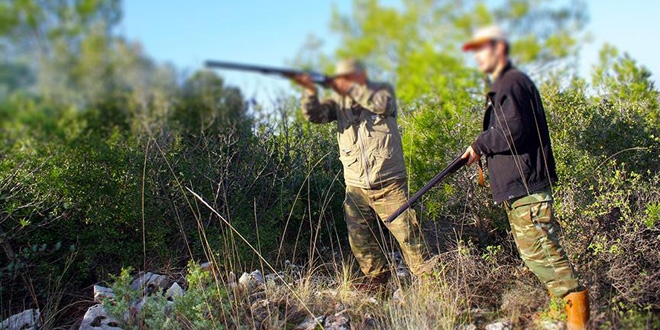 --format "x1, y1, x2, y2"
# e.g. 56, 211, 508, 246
477, 158, 489, 187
